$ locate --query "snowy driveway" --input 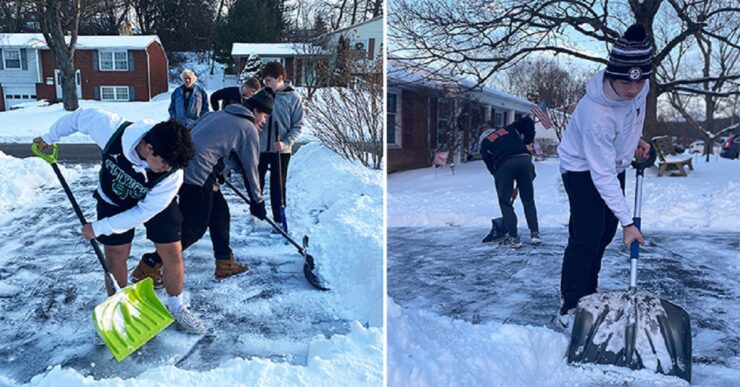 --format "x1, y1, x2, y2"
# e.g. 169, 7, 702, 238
0, 164, 349, 383
388, 226, 740, 369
